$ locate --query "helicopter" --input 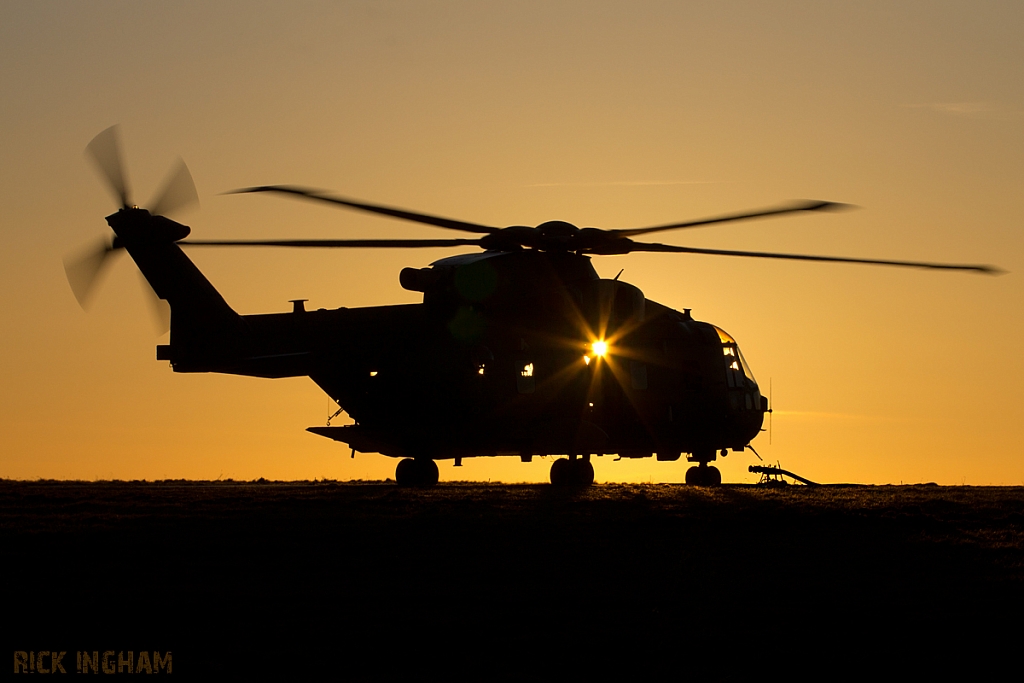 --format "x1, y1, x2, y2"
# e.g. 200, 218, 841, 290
66, 127, 1001, 486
